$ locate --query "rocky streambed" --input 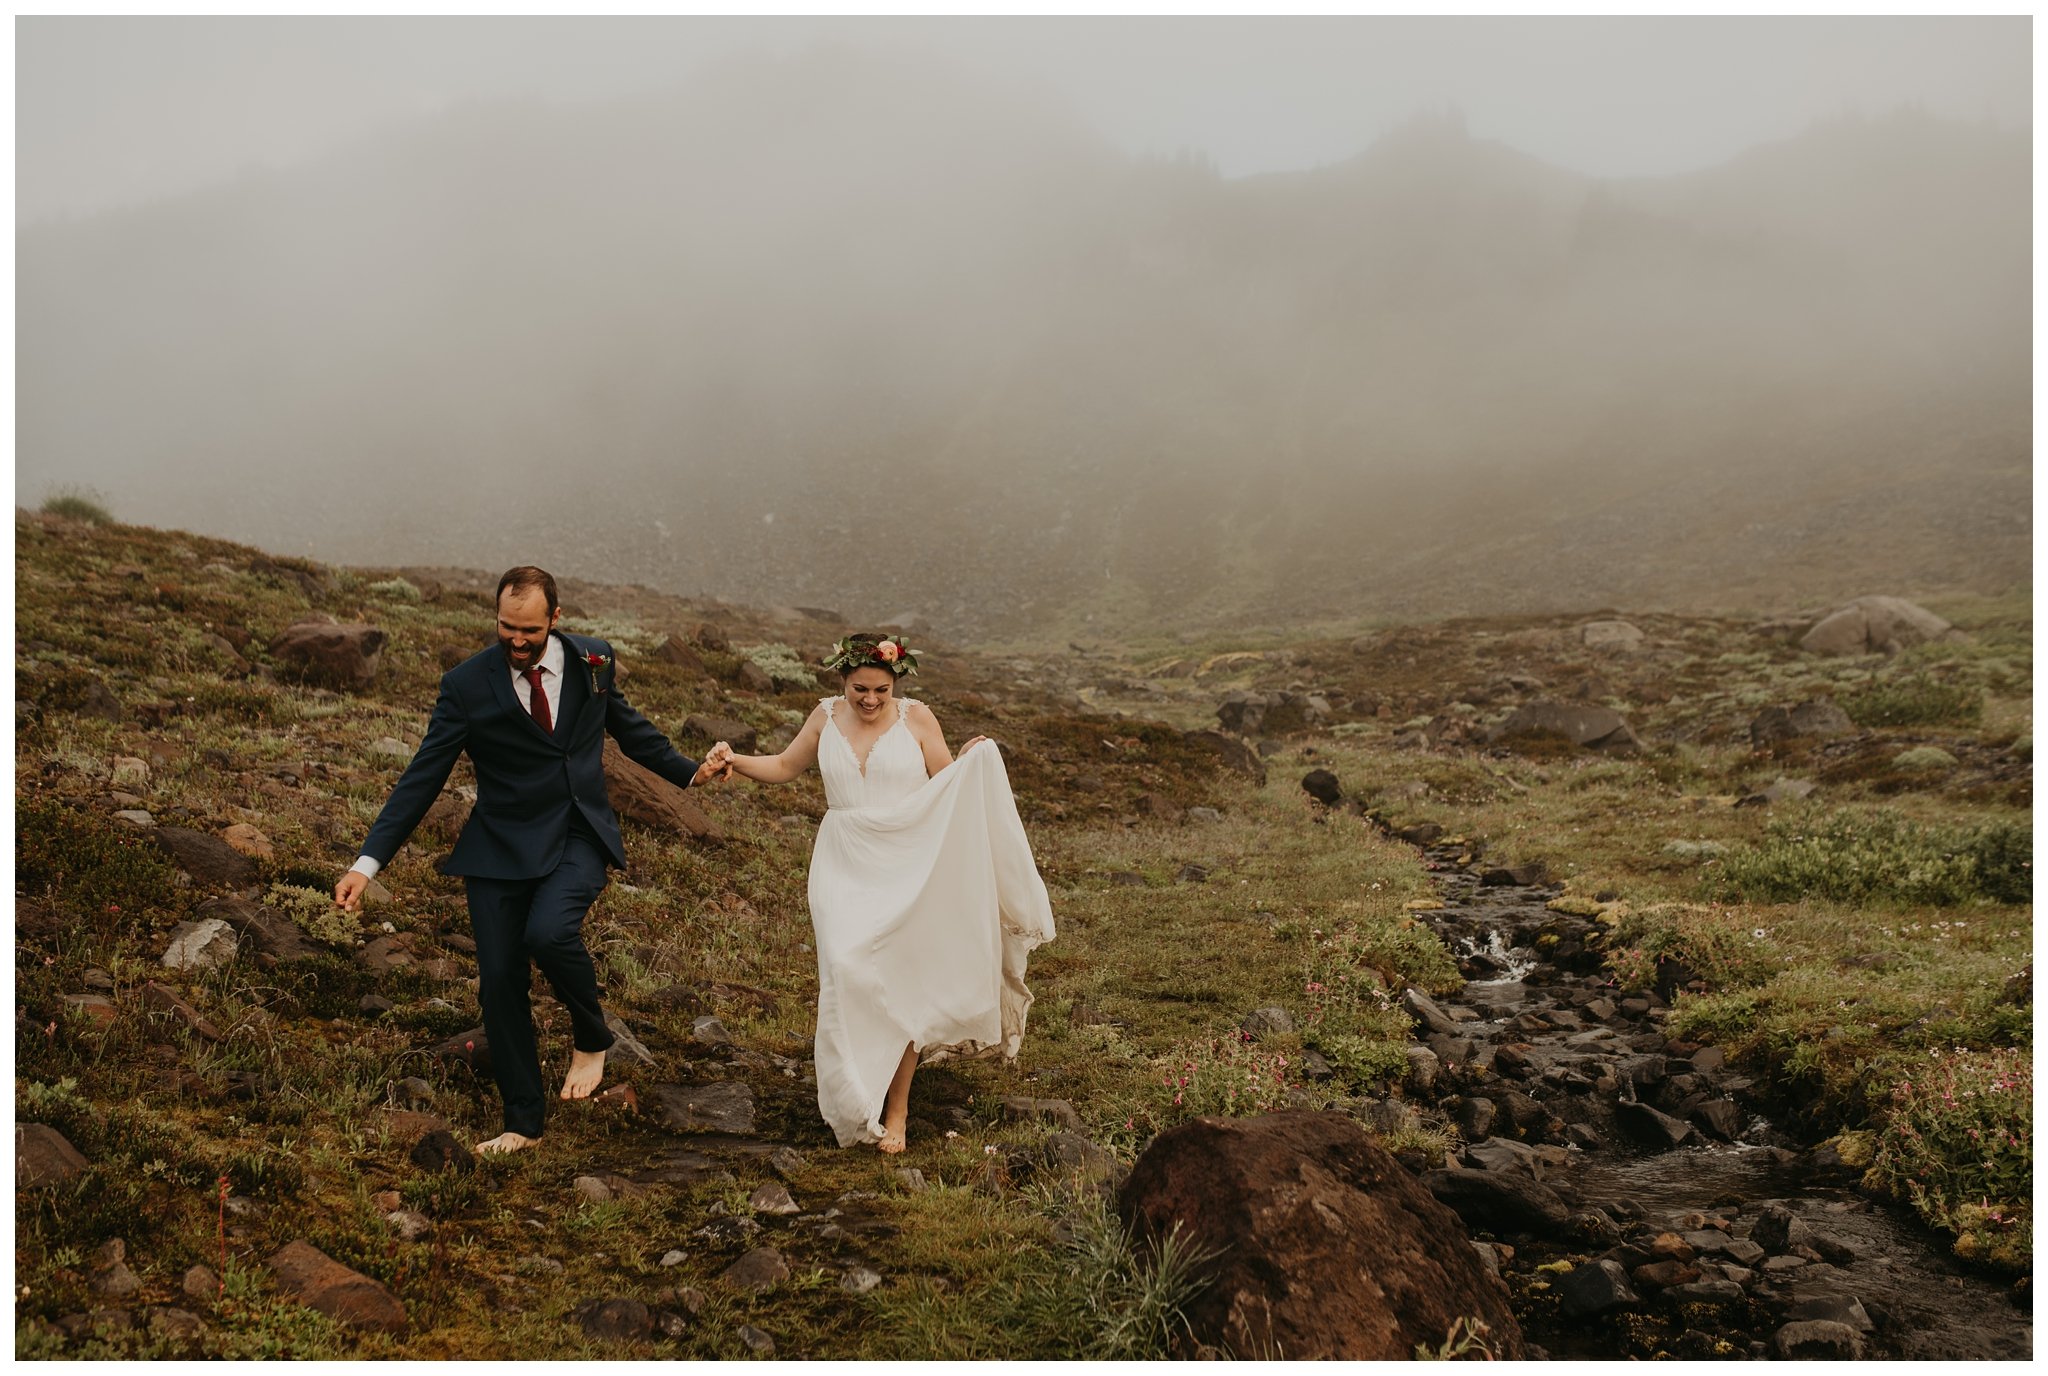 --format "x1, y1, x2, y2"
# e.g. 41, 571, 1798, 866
1395, 840, 2032, 1361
